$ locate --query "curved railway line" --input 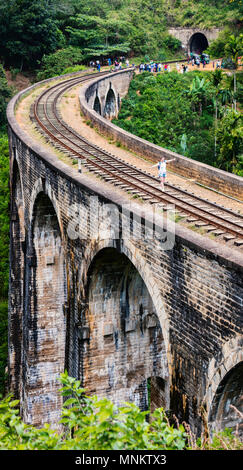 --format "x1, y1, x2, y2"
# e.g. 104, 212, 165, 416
30, 72, 243, 248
